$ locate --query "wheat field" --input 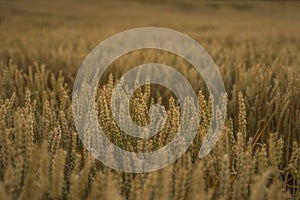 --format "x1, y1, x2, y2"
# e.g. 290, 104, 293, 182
0, 0, 299, 199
